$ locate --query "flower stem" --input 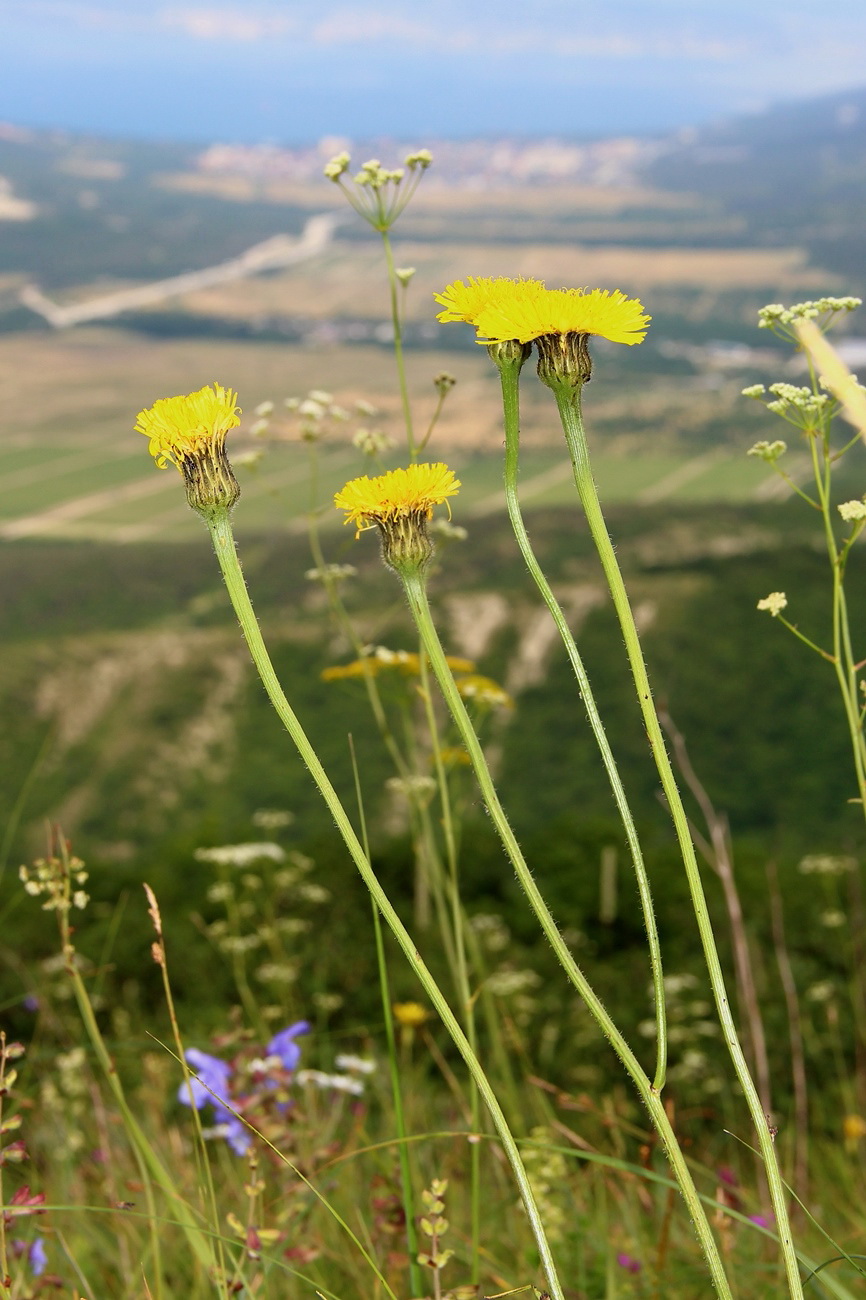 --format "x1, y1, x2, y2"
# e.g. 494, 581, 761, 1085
381, 228, 415, 455
400, 568, 733, 1298
417, 649, 482, 1282
369, 900, 423, 1296
495, 354, 667, 1090
550, 380, 803, 1299
205, 509, 566, 1300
